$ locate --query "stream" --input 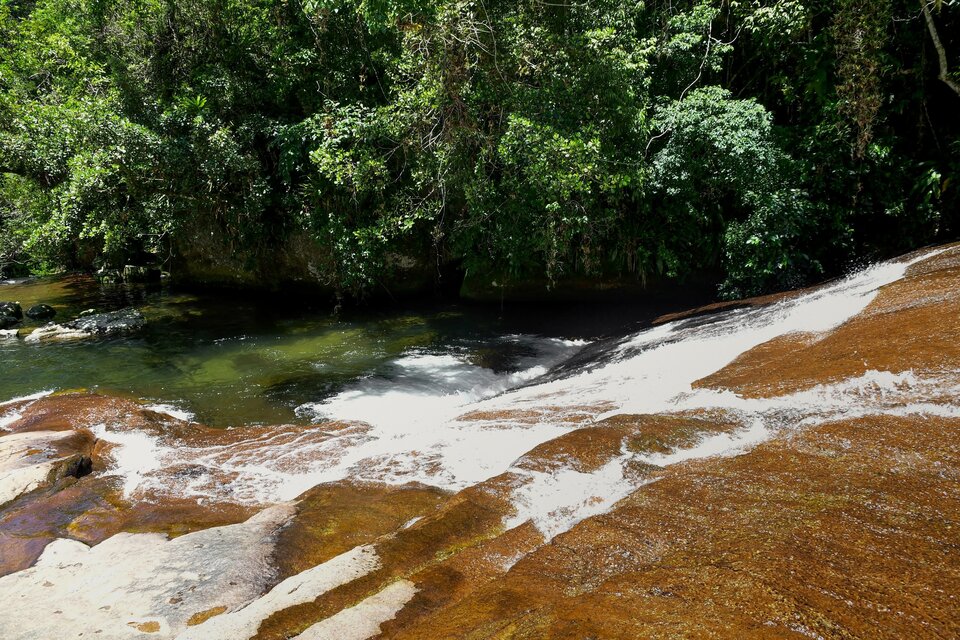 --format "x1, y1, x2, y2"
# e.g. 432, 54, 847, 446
0, 276, 623, 428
